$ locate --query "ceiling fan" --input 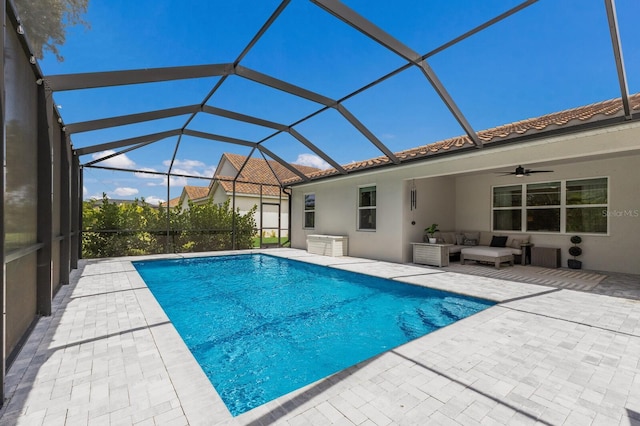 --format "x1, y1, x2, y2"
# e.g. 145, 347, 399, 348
499, 165, 554, 177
